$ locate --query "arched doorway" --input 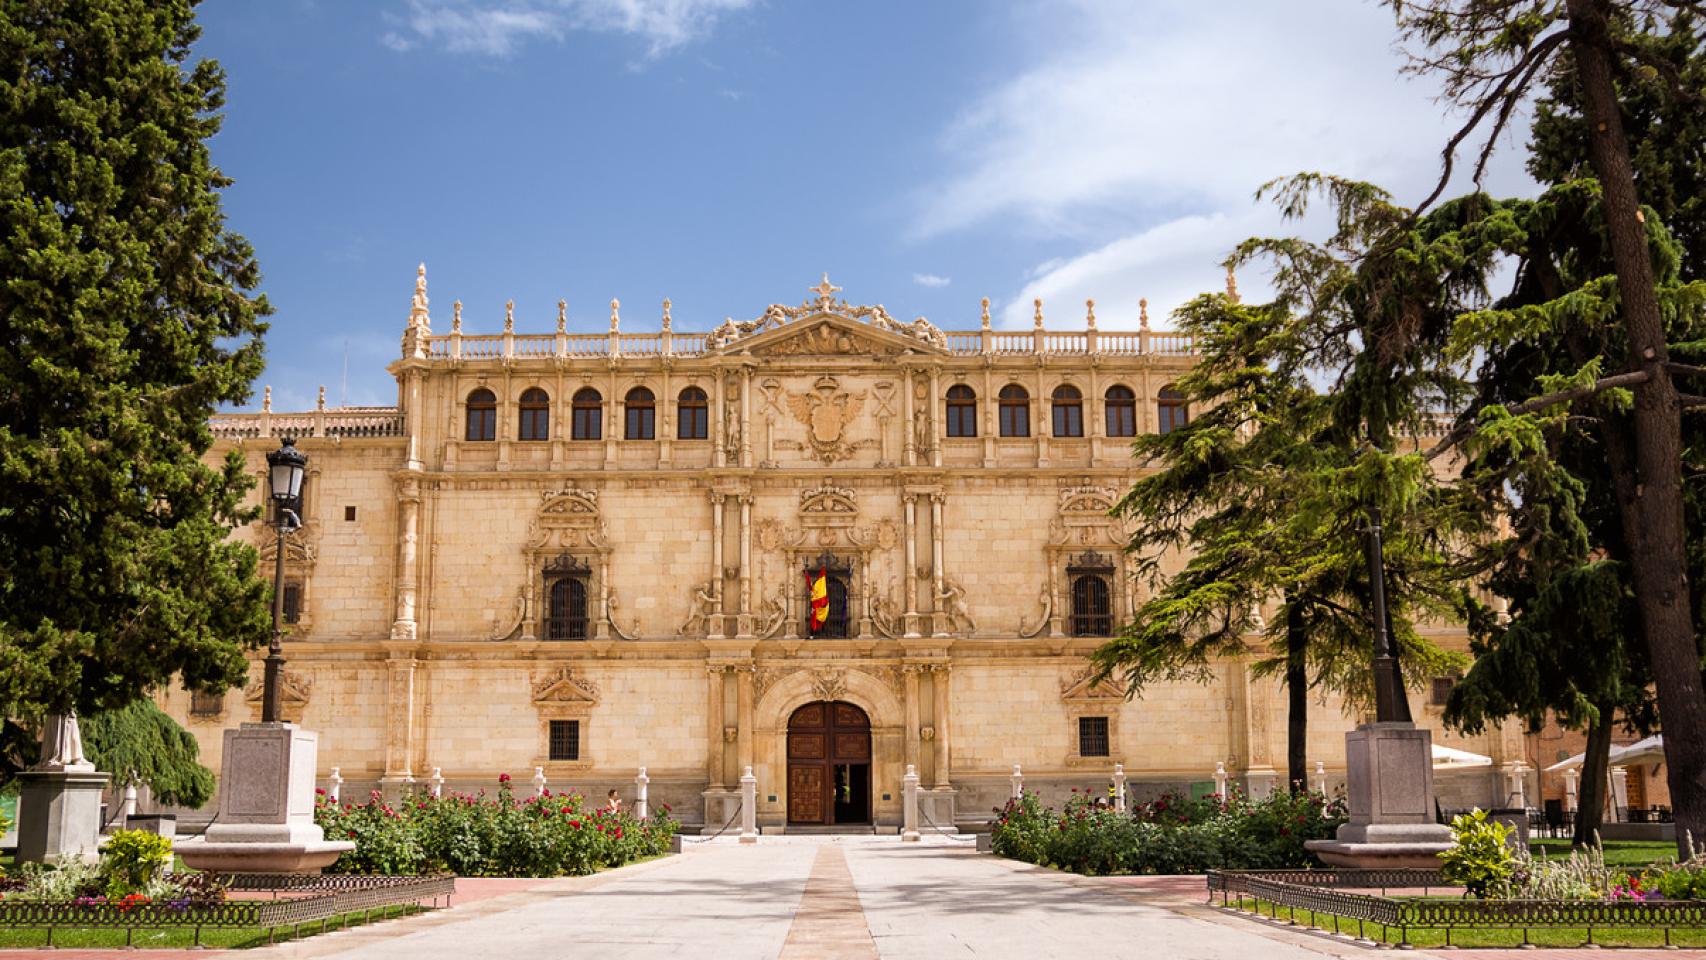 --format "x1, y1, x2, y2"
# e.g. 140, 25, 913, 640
786, 701, 871, 825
